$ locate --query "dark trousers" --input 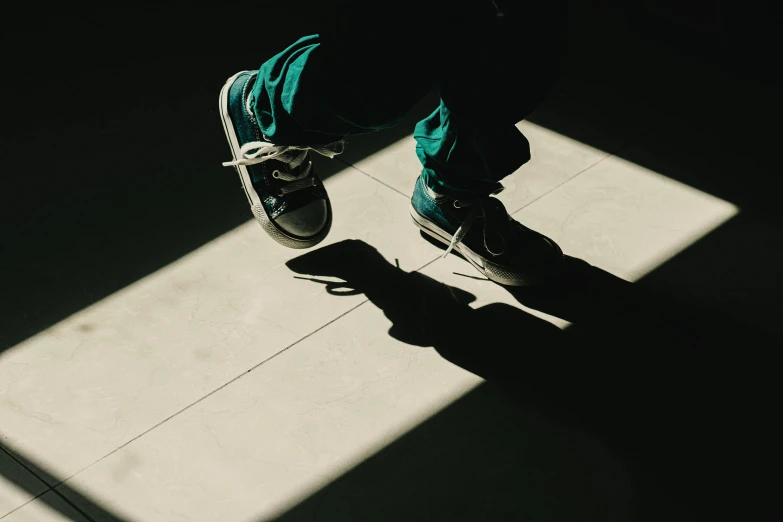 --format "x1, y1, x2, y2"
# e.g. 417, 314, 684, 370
253, 1, 566, 197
